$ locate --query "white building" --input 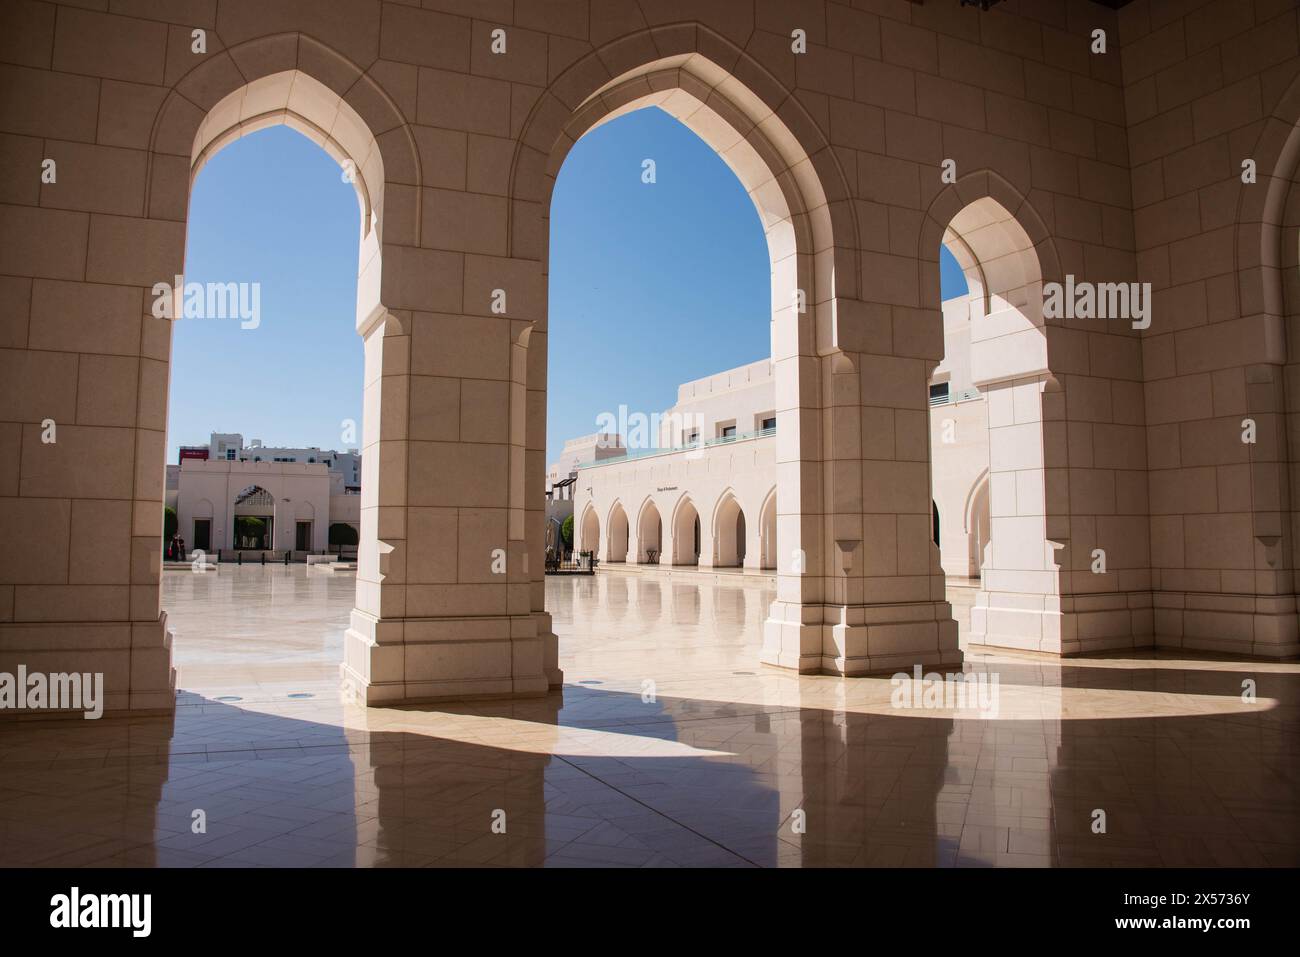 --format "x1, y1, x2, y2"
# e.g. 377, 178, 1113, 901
562, 296, 991, 578
165, 433, 361, 556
